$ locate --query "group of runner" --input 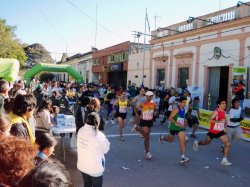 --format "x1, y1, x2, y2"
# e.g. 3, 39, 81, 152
104, 86, 244, 166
